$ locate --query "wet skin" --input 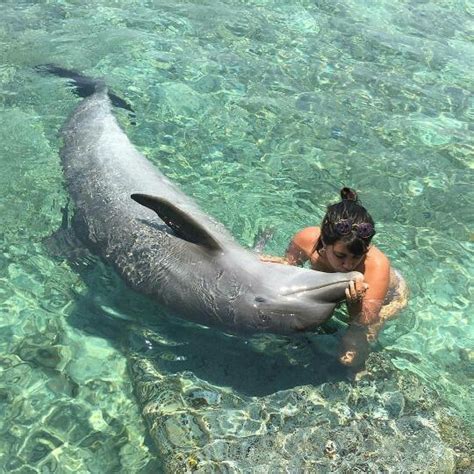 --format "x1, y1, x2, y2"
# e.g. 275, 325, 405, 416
283, 226, 392, 368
